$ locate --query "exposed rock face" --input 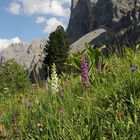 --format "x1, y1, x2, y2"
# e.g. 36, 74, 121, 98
70, 26, 114, 53
70, 22, 140, 55
67, 0, 140, 44
0, 39, 47, 82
